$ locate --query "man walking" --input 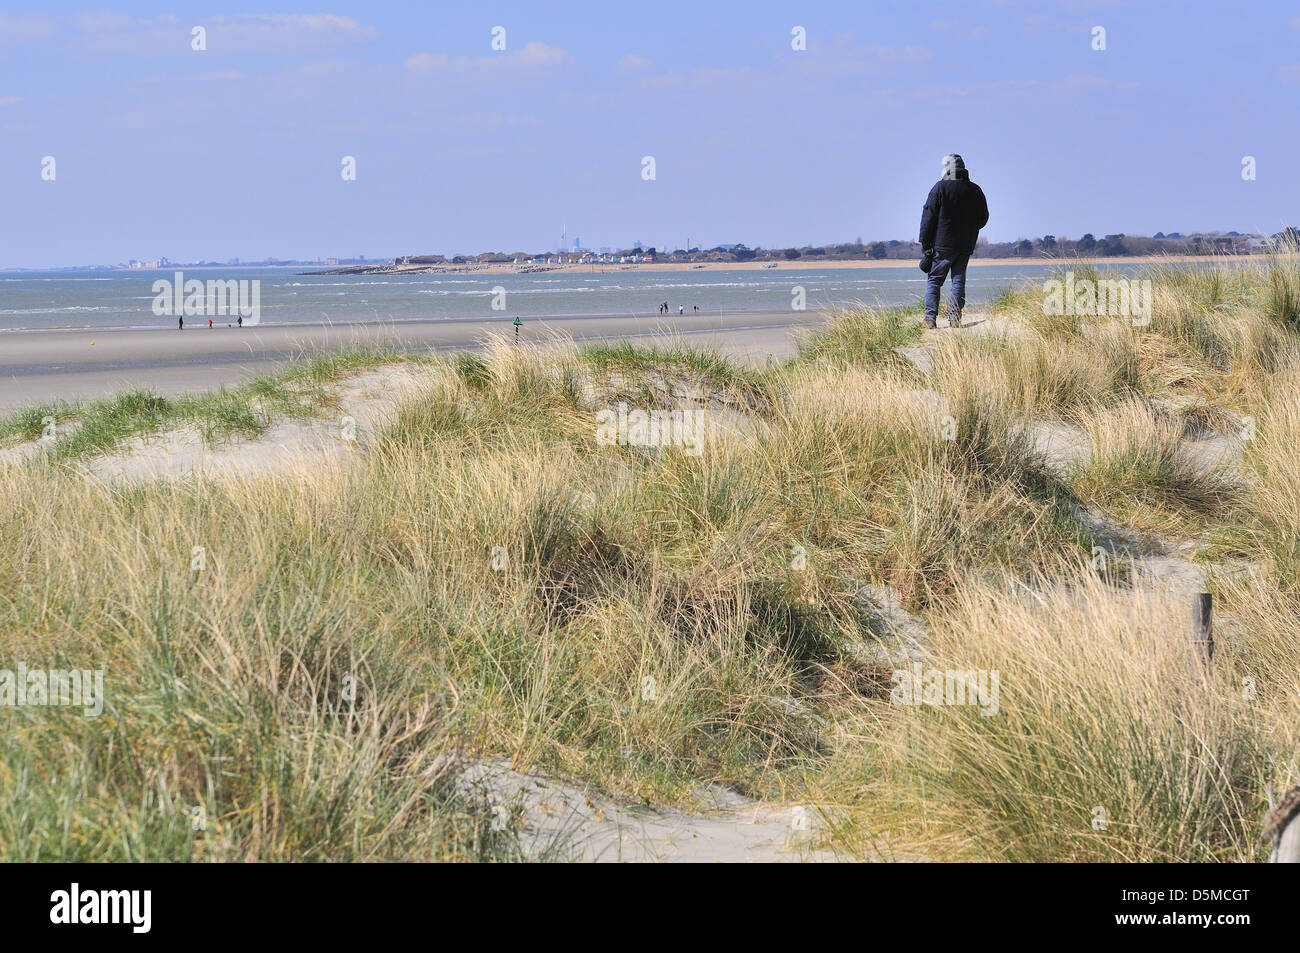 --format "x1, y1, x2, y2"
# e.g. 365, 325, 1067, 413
918, 153, 989, 329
